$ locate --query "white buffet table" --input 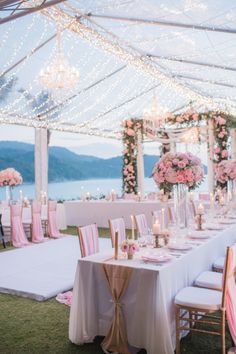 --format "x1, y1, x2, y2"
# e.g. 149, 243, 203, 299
69, 222, 236, 354
64, 200, 172, 228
